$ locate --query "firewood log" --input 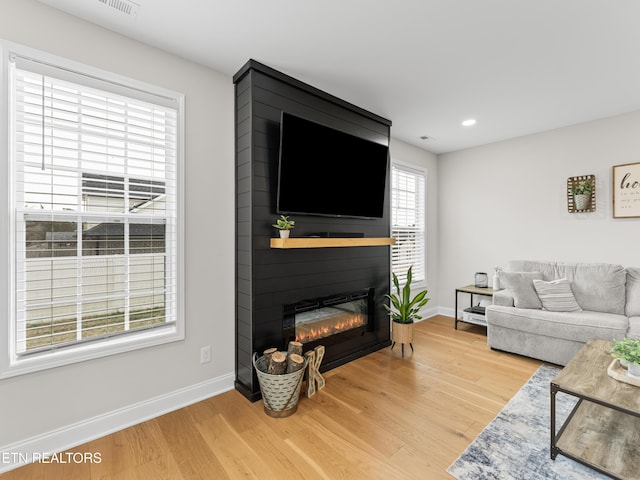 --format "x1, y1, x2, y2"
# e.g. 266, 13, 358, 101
267, 351, 286, 375
286, 353, 304, 373
287, 341, 303, 356
263, 347, 278, 365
